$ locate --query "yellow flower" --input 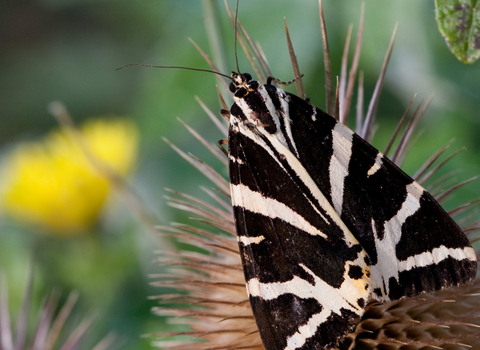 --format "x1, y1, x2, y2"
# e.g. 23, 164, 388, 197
0, 118, 138, 234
